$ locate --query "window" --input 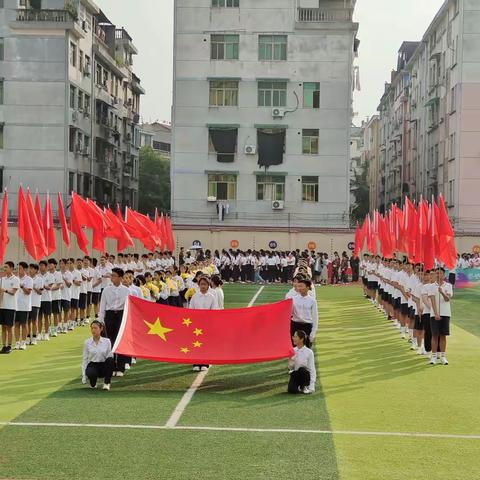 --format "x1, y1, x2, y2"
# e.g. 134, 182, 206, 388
0, 79, 3, 105
450, 86, 456, 113
0, 38, 4, 61
153, 141, 171, 153
302, 176, 319, 202
85, 55, 91, 74
258, 81, 287, 107
303, 82, 320, 108
259, 35, 287, 61
448, 179, 455, 206
302, 129, 319, 154
211, 34, 239, 60
78, 90, 84, 110
96, 63, 102, 85
84, 135, 90, 155
69, 173, 75, 193
208, 174, 237, 200
84, 94, 90, 114
209, 127, 238, 162
70, 42, 77, 67
256, 175, 285, 201
257, 128, 286, 166
70, 85, 76, 109
0, 124, 3, 149
79, 49, 84, 72
449, 132, 456, 159
209, 80, 238, 106
69, 127, 76, 152
212, 0, 239, 6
